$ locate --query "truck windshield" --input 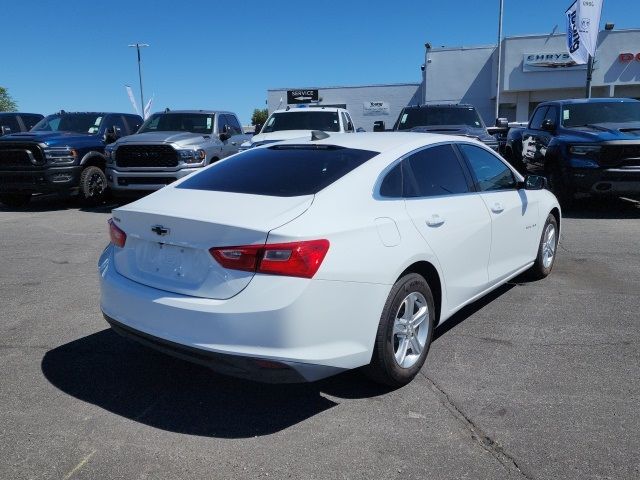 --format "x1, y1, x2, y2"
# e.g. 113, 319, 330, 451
32, 114, 104, 134
262, 111, 340, 133
139, 113, 215, 134
562, 102, 640, 127
397, 107, 484, 130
